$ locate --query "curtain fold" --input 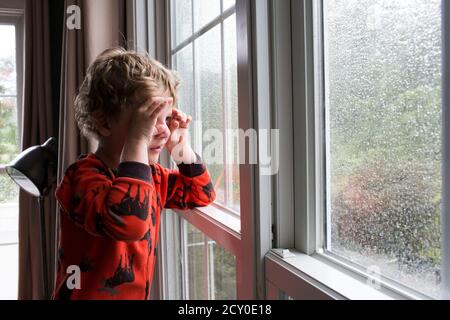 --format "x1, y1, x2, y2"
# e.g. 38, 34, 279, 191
19, 0, 127, 299
58, 0, 127, 174
19, 0, 56, 300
